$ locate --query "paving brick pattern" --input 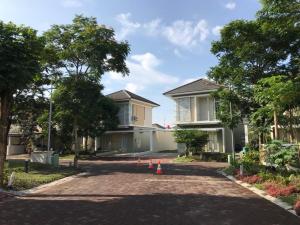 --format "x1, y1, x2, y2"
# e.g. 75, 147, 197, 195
0, 159, 299, 225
